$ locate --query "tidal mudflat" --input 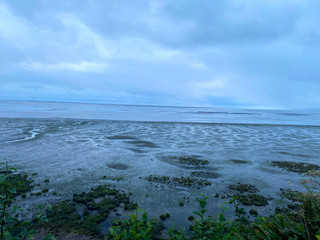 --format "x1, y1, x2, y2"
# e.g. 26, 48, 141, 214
1, 117, 320, 231
1, 102, 320, 236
